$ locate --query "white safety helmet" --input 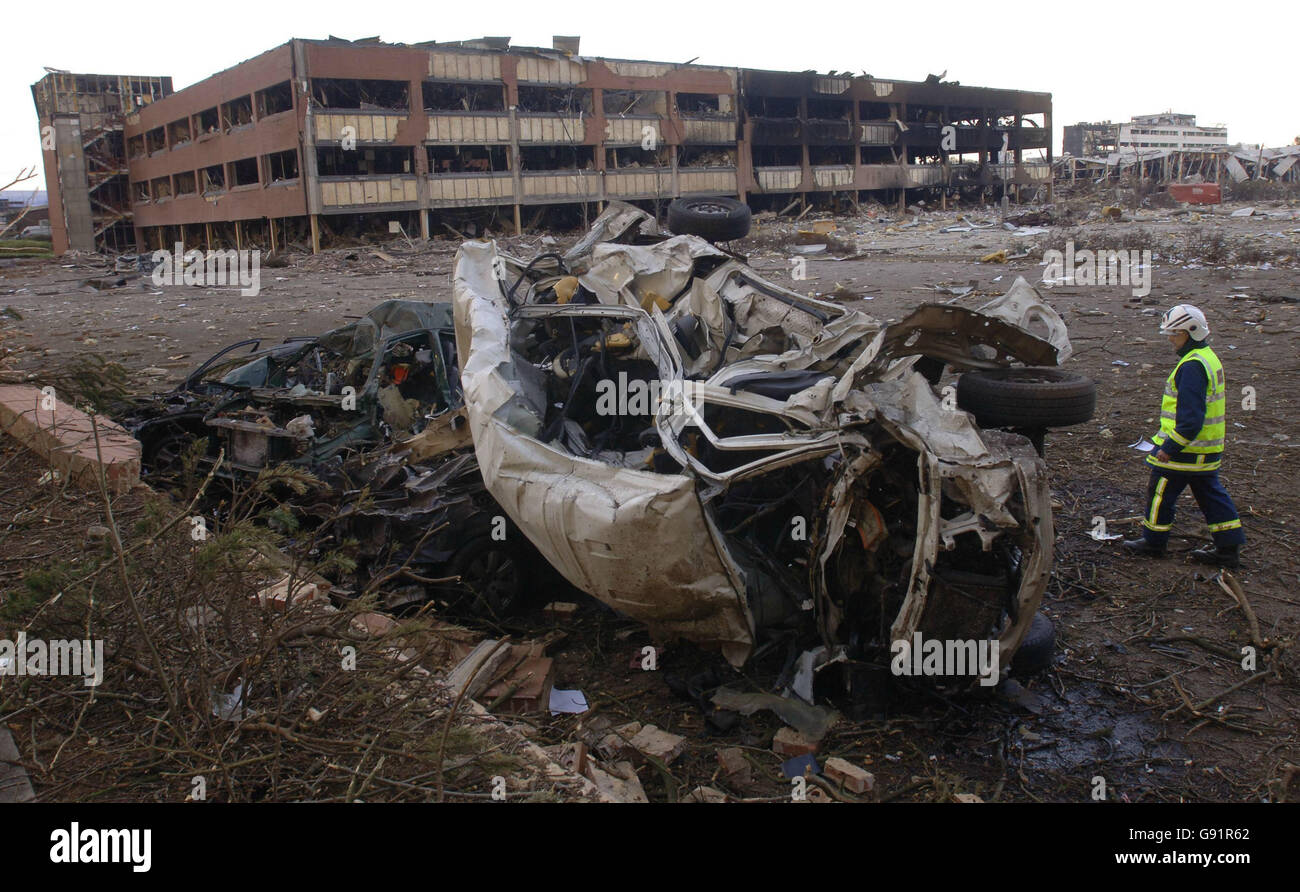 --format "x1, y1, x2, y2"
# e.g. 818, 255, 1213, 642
1159, 304, 1209, 341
